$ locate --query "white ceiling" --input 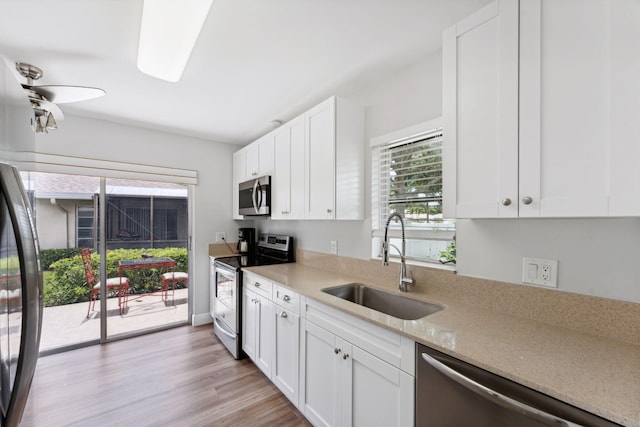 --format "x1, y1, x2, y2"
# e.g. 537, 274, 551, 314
0, 0, 489, 145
